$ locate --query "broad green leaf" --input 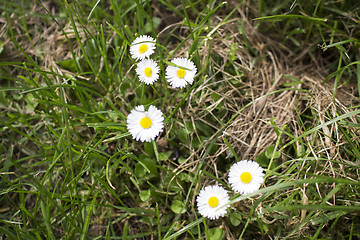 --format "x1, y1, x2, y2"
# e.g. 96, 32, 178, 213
229, 213, 242, 226
255, 151, 269, 168
170, 200, 186, 214
134, 158, 158, 180
140, 189, 151, 202
144, 142, 155, 157
265, 145, 281, 159
144, 17, 161, 33
25, 93, 38, 112
59, 58, 79, 72
209, 227, 225, 240
177, 128, 190, 145
159, 151, 172, 161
